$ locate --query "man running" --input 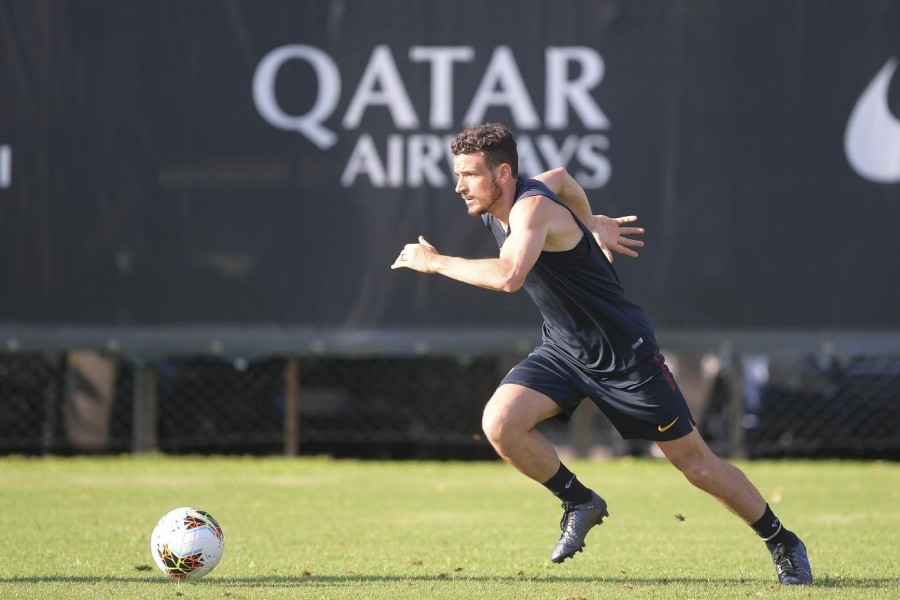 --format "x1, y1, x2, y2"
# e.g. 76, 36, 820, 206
392, 123, 812, 585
